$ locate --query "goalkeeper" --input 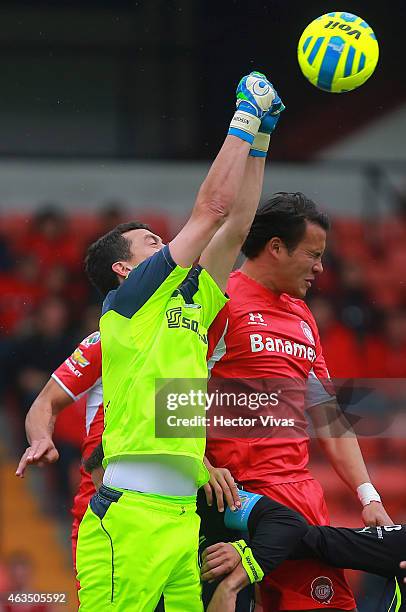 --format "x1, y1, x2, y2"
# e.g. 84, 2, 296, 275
76, 71, 284, 611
